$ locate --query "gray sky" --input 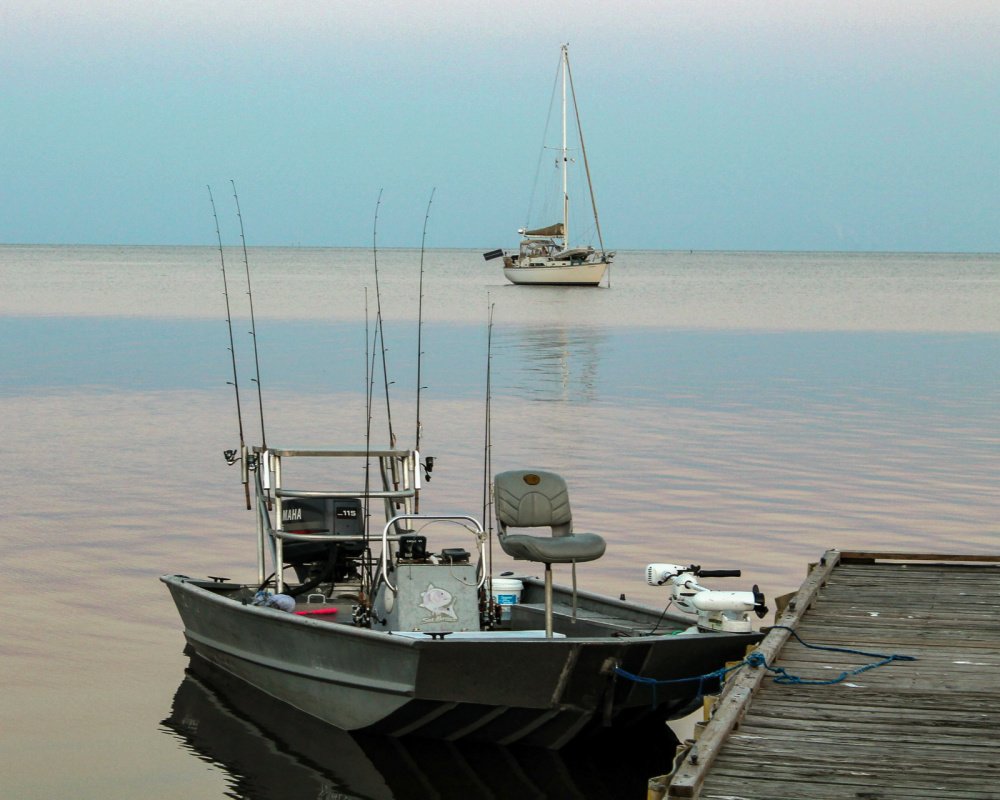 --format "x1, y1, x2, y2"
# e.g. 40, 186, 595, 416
2, 0, 998, 251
